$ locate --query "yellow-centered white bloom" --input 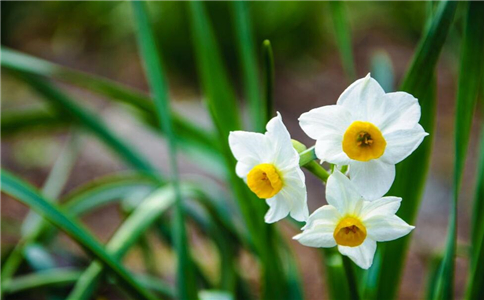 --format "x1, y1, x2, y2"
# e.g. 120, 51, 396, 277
294, 170, 414, 269
299, 74, 428, 200
229, 113, 308, 223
